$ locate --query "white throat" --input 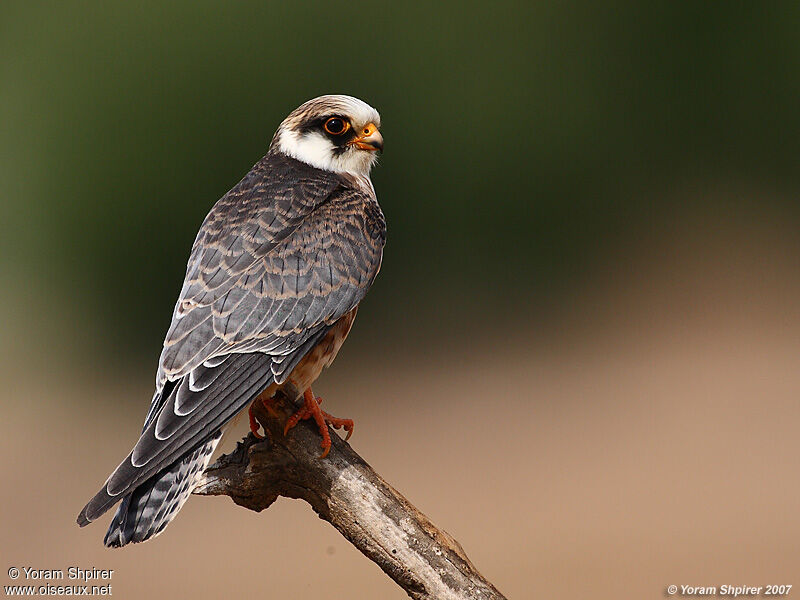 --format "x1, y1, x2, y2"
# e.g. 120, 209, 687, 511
276, 129, 377, 176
